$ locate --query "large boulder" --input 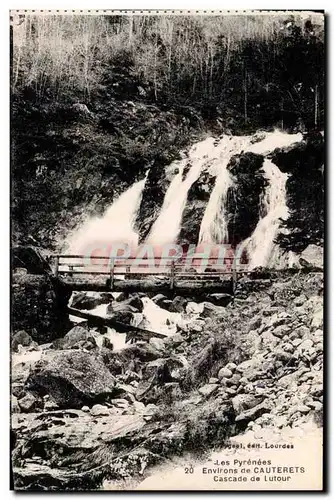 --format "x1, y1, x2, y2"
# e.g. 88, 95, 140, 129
26, 350, 116, 408
71, 292, 111, 310
53, 326, 97, 350
299, 245, 323, 269
11, 330, 33, 352
12, 273, 71, 343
